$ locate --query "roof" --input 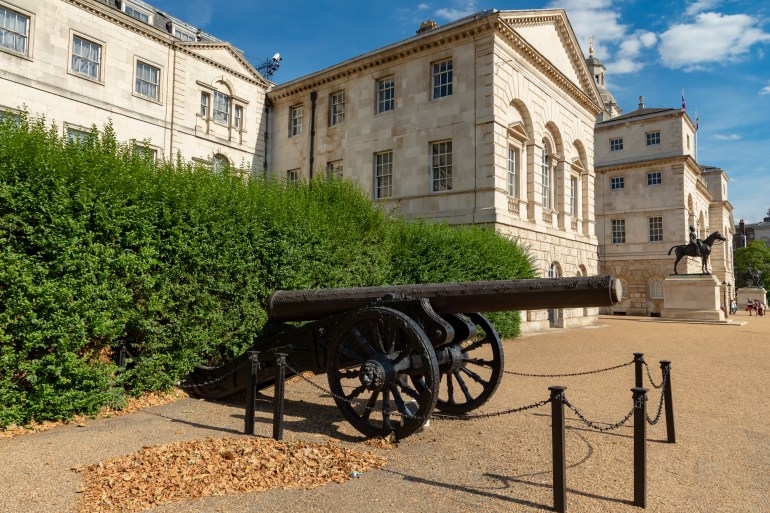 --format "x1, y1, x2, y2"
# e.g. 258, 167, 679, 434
598, 107, 677, 124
